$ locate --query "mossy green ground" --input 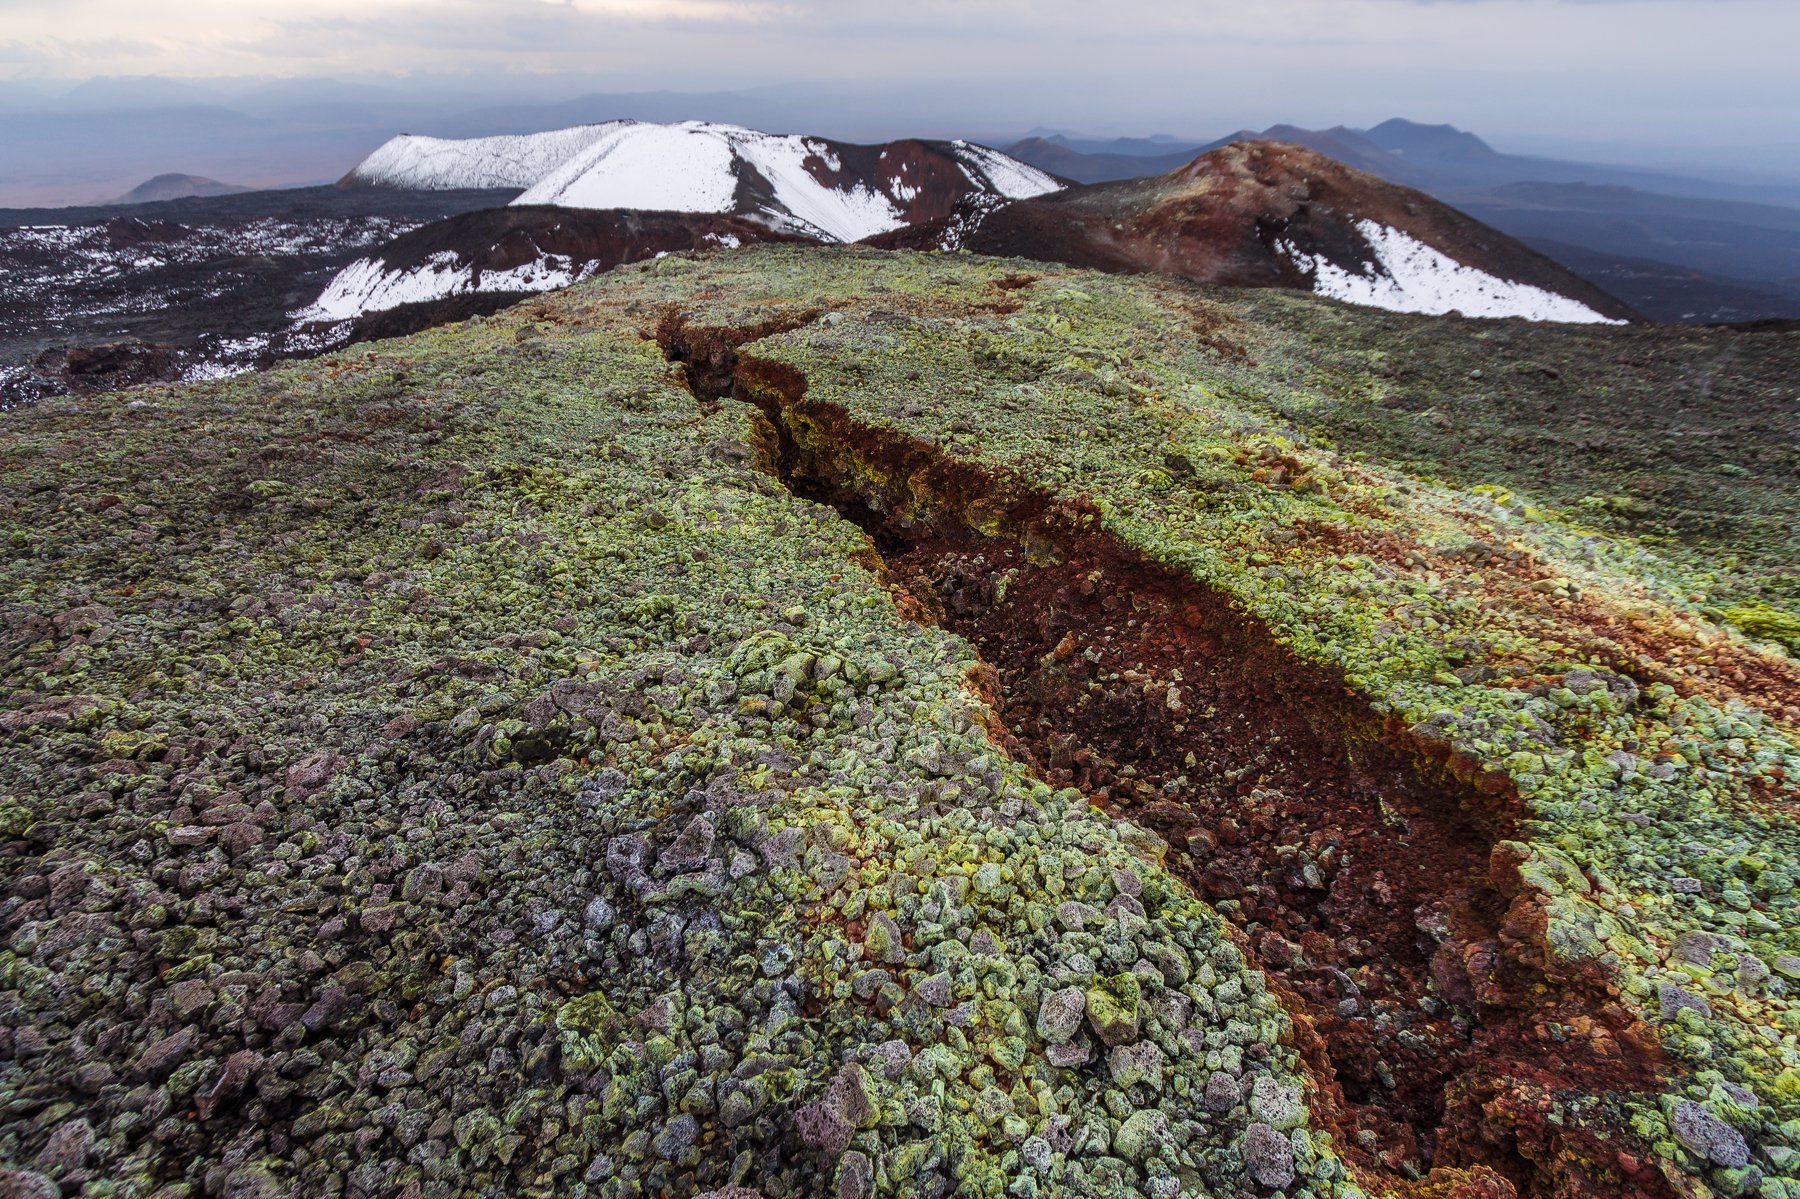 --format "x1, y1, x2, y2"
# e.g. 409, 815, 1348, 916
622, 247, 1800, 1194
2, 244, 1797, 1199
2, 271, 1340, 1198
1223, 296, 1800, 637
